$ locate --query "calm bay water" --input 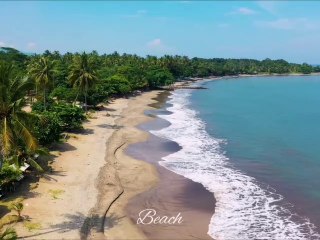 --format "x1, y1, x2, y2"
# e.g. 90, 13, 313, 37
152, 75, 320, 239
